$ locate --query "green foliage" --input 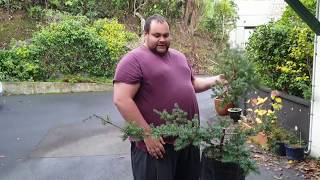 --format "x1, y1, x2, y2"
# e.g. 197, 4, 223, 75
46, 0, 108, 19
107, 104, 259, 176
27, 5, 45, 20
245, 0, 315, 100
28, 17, 113, 79
141, 0, 184, 20
211, 48, 260, 105
0, 47, 44, 81
93, 19, 138, 62
278, 0, 316, 28
0, 0, 25, 13
1, 15, 136, 81
202, 0, 238, 42
268, 126, 291, 152
246, 23, 313, 99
